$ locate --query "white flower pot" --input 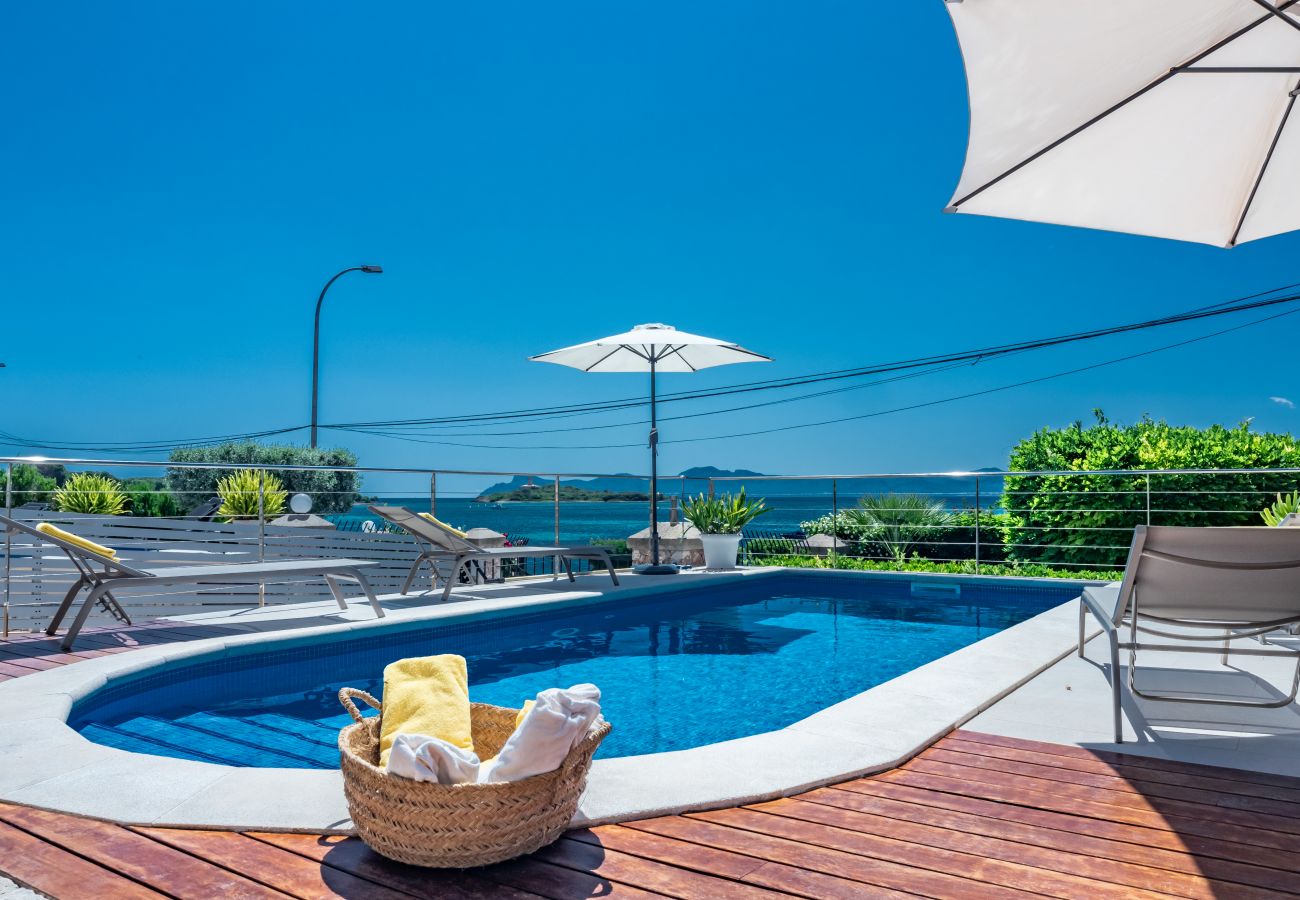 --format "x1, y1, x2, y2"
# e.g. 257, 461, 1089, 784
700, 533, 743, 570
